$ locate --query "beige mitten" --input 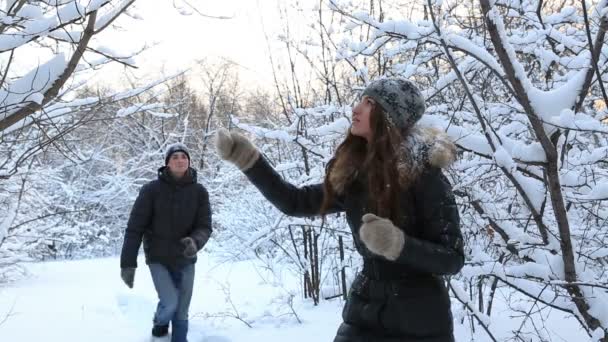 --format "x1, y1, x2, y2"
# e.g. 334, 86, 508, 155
215, 128, 260, 171
359, 213, 405, 261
